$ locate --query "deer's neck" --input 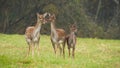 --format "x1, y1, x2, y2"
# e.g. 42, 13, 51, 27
35, 22, 42, 29
51, 22, 58, 38
70, 32, 75, 38
33, 22, 42, 37
69, 31, 76, 44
